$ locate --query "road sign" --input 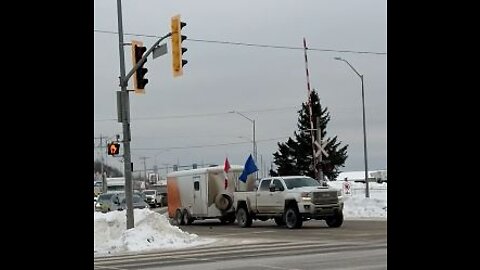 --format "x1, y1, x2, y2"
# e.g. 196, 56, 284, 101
314, 141, 329, 158
153, 43, 168, 59
343, 180, 351, 195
